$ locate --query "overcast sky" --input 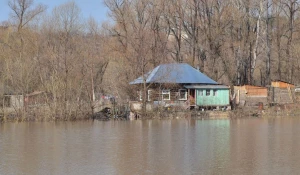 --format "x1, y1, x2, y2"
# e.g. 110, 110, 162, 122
0, 0, 109, 23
